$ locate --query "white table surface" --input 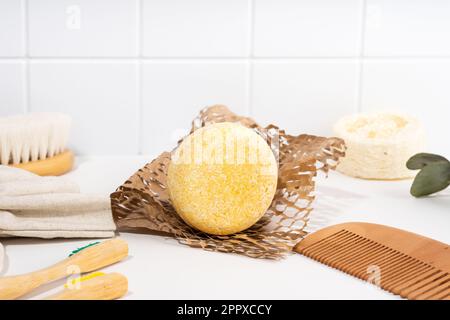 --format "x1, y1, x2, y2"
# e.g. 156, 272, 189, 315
1, 156, 449, 300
